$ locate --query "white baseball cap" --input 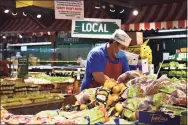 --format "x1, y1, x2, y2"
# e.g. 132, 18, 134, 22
112, 29, 132, 47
